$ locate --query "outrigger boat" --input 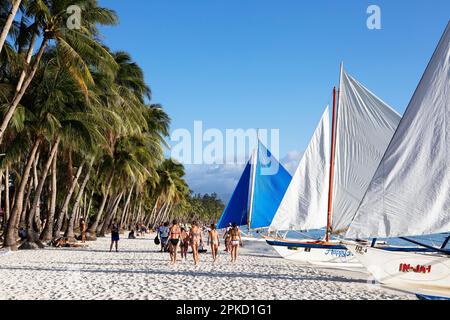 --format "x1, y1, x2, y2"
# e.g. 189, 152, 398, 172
217, 140, 292, 234
265, 65, 402, 267
344, 21, 450, 294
